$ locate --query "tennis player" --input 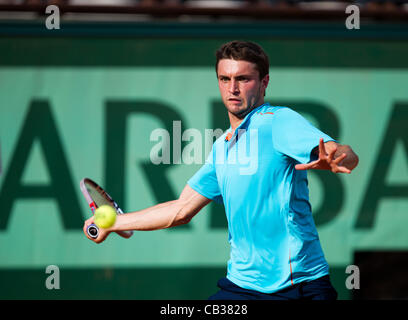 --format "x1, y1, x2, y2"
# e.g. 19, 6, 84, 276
84, 41, 359, 300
